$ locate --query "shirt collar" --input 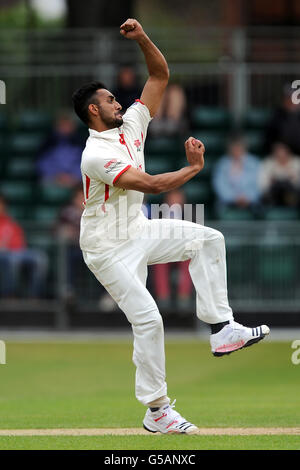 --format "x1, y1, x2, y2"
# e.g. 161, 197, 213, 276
89, 126, 123, 141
